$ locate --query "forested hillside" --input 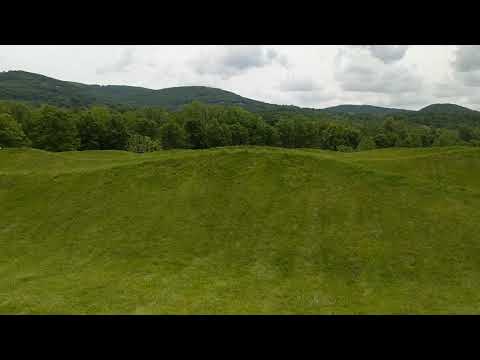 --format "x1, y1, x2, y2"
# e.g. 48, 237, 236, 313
1, 99, 480, 153
0, 70, 286, 111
